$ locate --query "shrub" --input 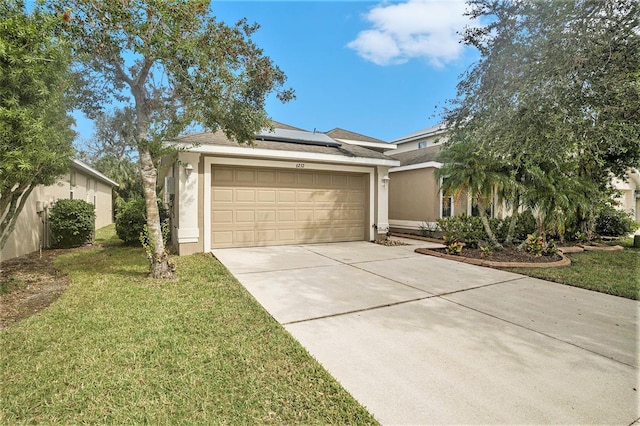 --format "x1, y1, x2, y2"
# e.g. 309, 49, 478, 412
513, 210, 537, 242
595, 205, 638, 237
115, 198, 170, 245
437, 214, 486, 248
523, 234, 558, 257
49, 199, 96, 248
